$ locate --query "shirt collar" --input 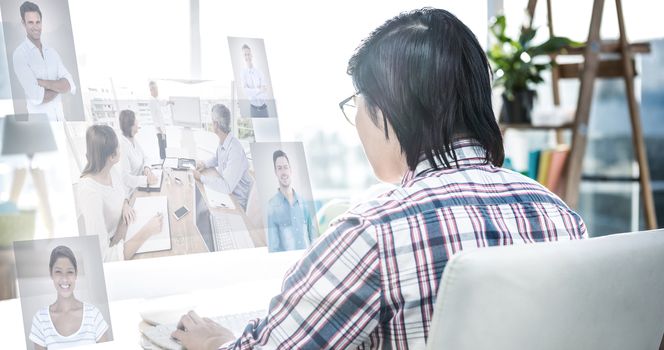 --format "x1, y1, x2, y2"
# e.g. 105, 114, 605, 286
220, 134, 234, 150
23, 37, 45, 52
277, 188, 300, 204
23, 37, 37, 50
400, 139, 490, 185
